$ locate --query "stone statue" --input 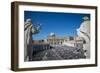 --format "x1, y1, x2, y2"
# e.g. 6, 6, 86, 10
24, 19, 41, 61
77, 16, 90, 58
